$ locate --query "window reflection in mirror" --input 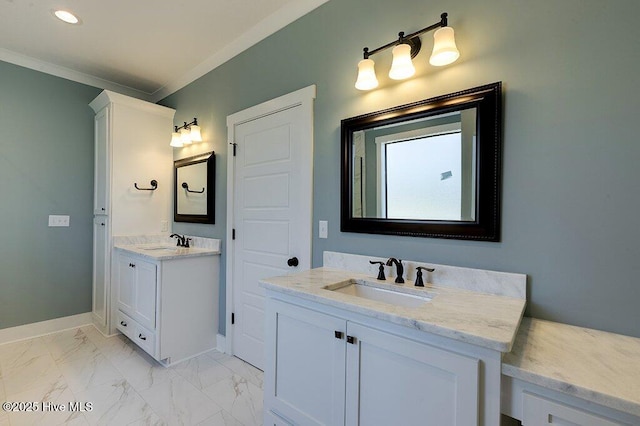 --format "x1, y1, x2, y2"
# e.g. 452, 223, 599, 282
352, 108, 477, 221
